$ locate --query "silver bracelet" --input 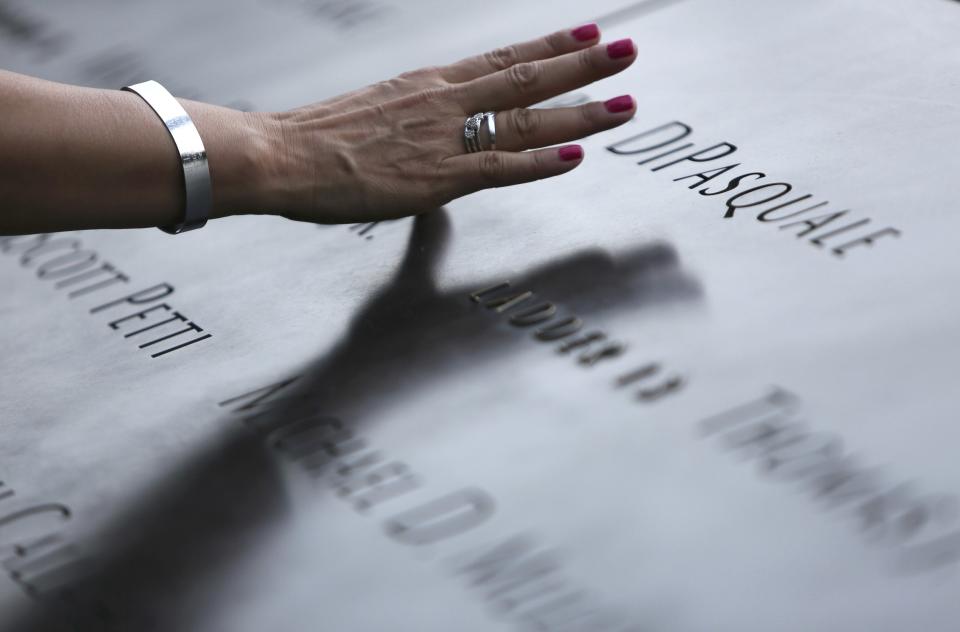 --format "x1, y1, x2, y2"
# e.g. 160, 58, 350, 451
123, 80, 211, 234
